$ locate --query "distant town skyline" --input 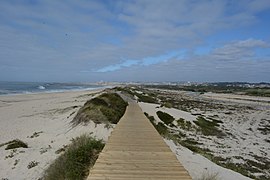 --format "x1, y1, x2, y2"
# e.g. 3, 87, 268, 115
0, 0, 270, 82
